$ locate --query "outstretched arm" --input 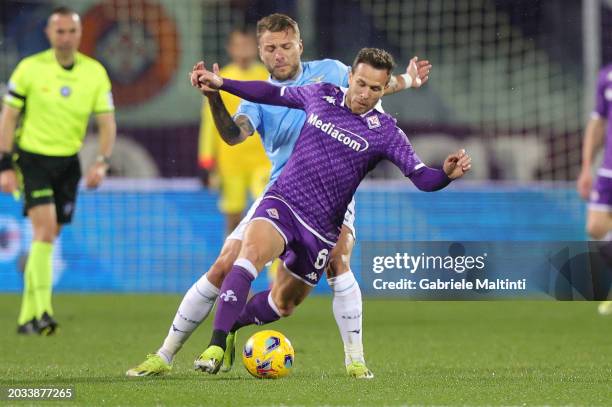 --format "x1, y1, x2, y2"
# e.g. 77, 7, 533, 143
190, 62, 254, 146
194, 64, 306, 110
385, 56, 432, 95
208, 93, 253, 146
385, 125, 470, 191
408, 166, 452, 192
220, 79, 303, 109
408, 150, 470, 191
